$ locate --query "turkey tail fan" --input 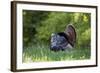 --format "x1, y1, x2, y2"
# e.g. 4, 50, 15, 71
64, 24, 76, 47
